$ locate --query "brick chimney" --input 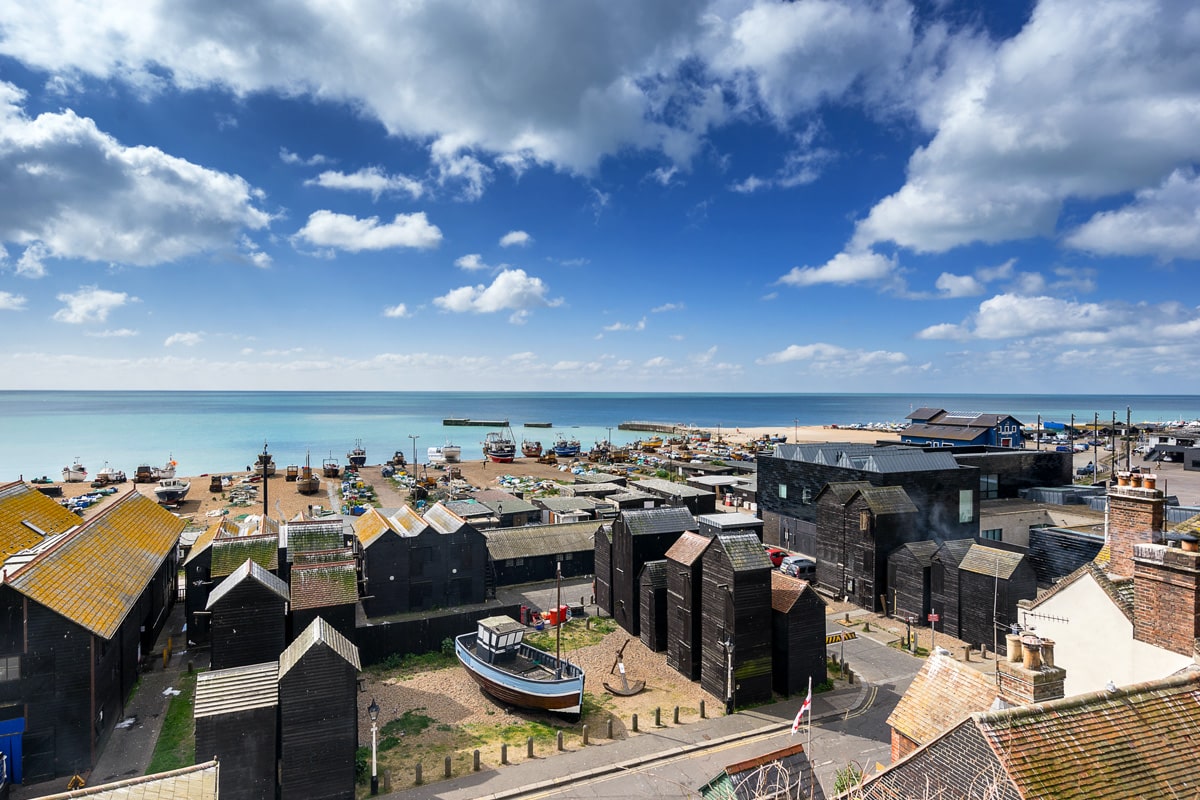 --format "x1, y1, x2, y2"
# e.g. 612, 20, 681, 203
996, 632, 1066, 705
1133, 542, 1200, 656
1106, 481, 1165, 577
